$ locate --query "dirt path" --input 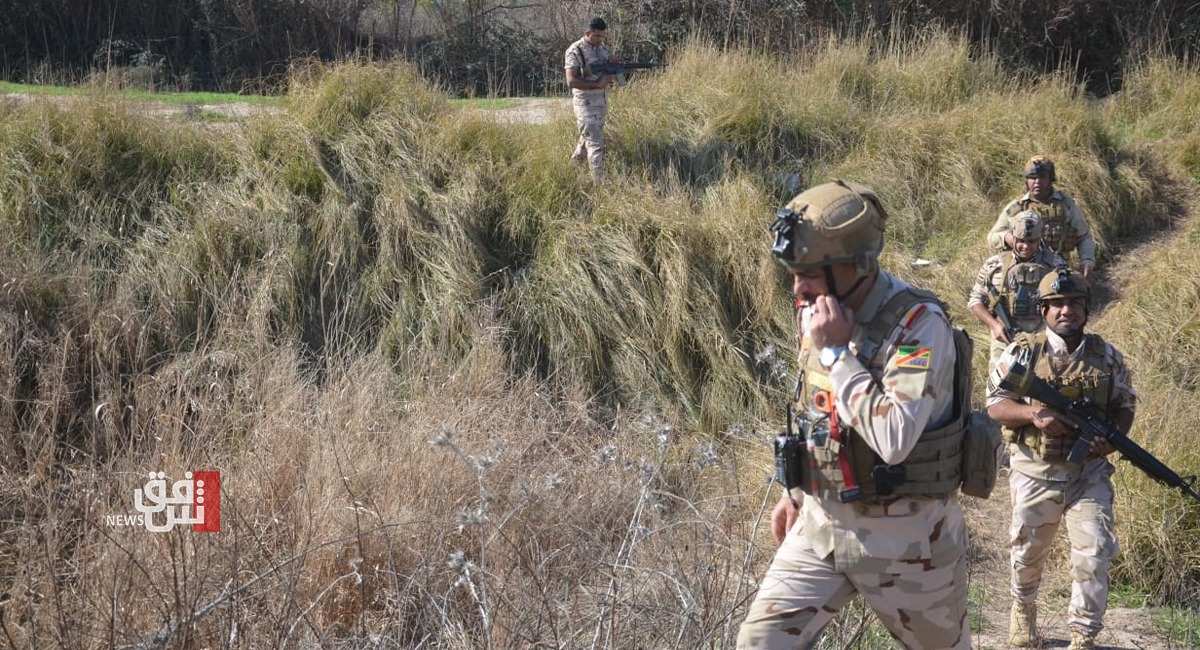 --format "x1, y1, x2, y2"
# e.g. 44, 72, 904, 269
965, 468, 1175, 650
479, 97, 567, 125
4, 92, 564, 126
